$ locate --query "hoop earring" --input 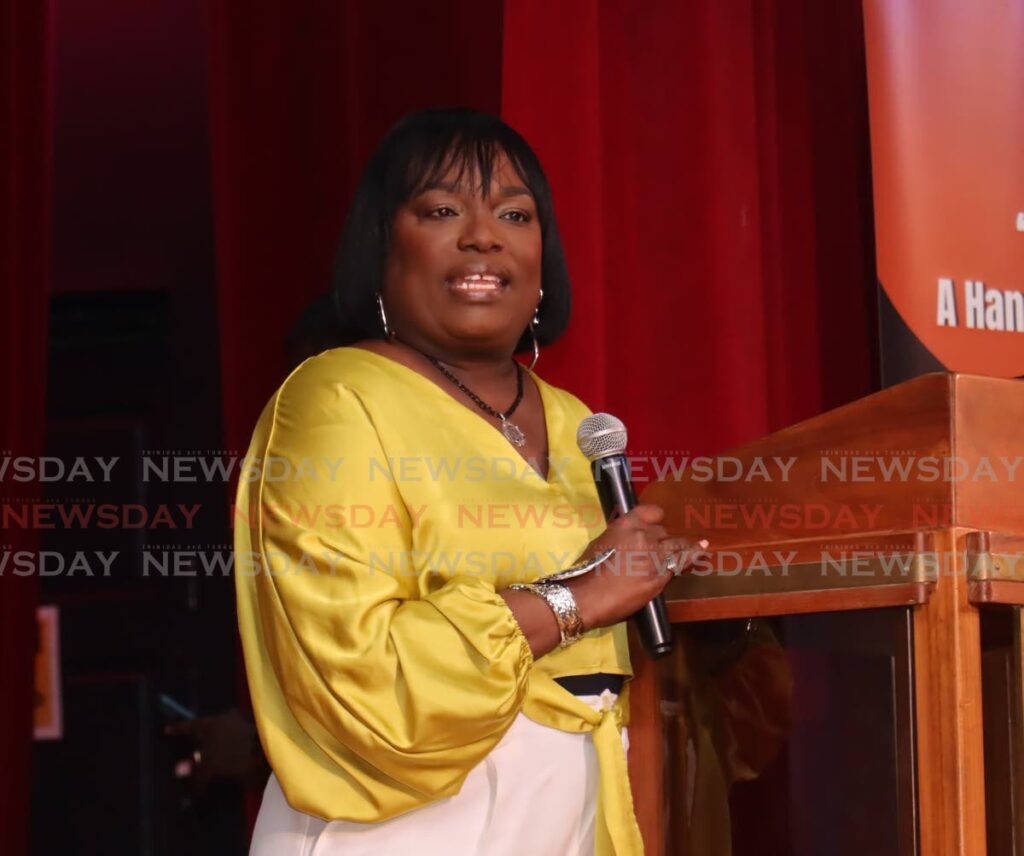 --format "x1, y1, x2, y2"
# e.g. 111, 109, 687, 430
528, 288, 543, 371
376, 293, 394, 340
